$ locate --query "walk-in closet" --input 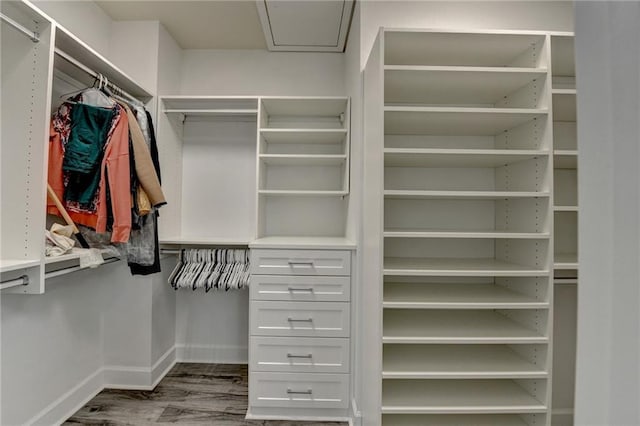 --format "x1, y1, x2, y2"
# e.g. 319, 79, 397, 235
2, 1, 639, 426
